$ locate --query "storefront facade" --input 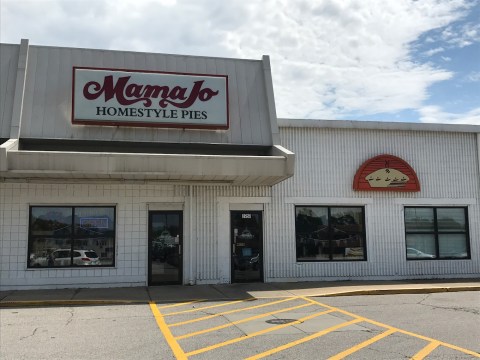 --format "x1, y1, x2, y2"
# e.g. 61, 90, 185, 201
273, 120, 479, 281
0, 40, 478, 290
